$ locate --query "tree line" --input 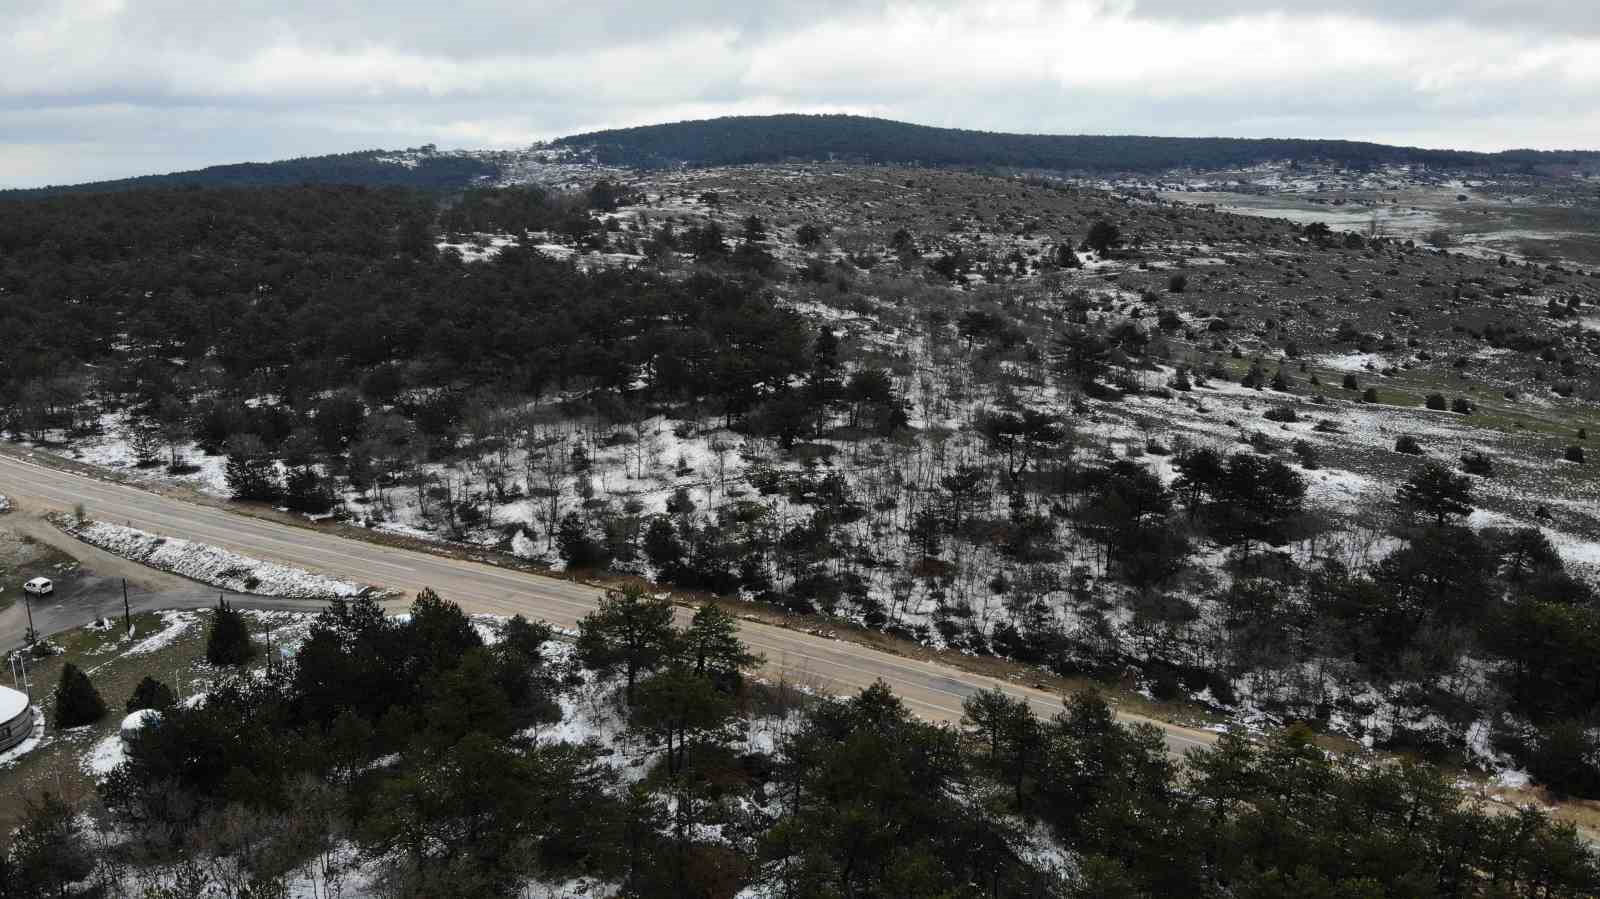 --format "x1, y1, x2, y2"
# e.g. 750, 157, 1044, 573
553, 113, 1598, 173
4, 587, 1595, 897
